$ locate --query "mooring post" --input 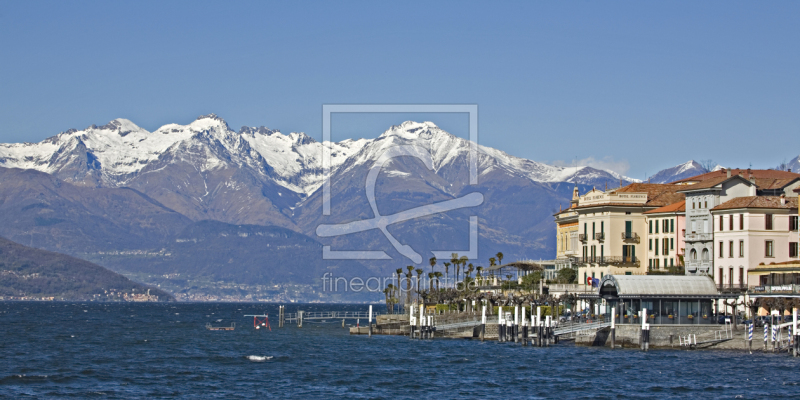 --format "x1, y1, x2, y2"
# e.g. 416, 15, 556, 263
748, 323, 753, 353
521, 306, 527, 346
792, 307, 800, 357
773, 323, 777, 352
536, 306, 542, 347
642, 308, 649, 351
498, 306, 504, 342
764, 323, 769, 351
481, 304, 486, 342
640, 309, 646, 351
610, 305, 616, 349
409, 304, 415, 339
279, 305, 285, 328
514, 305, 519, 343
368, 305, 373, 337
